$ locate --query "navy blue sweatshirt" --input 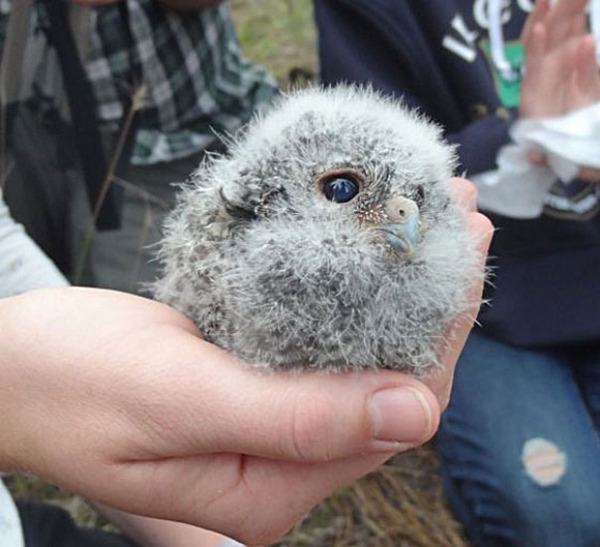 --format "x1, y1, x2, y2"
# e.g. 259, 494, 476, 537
315, 0, 600, 347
